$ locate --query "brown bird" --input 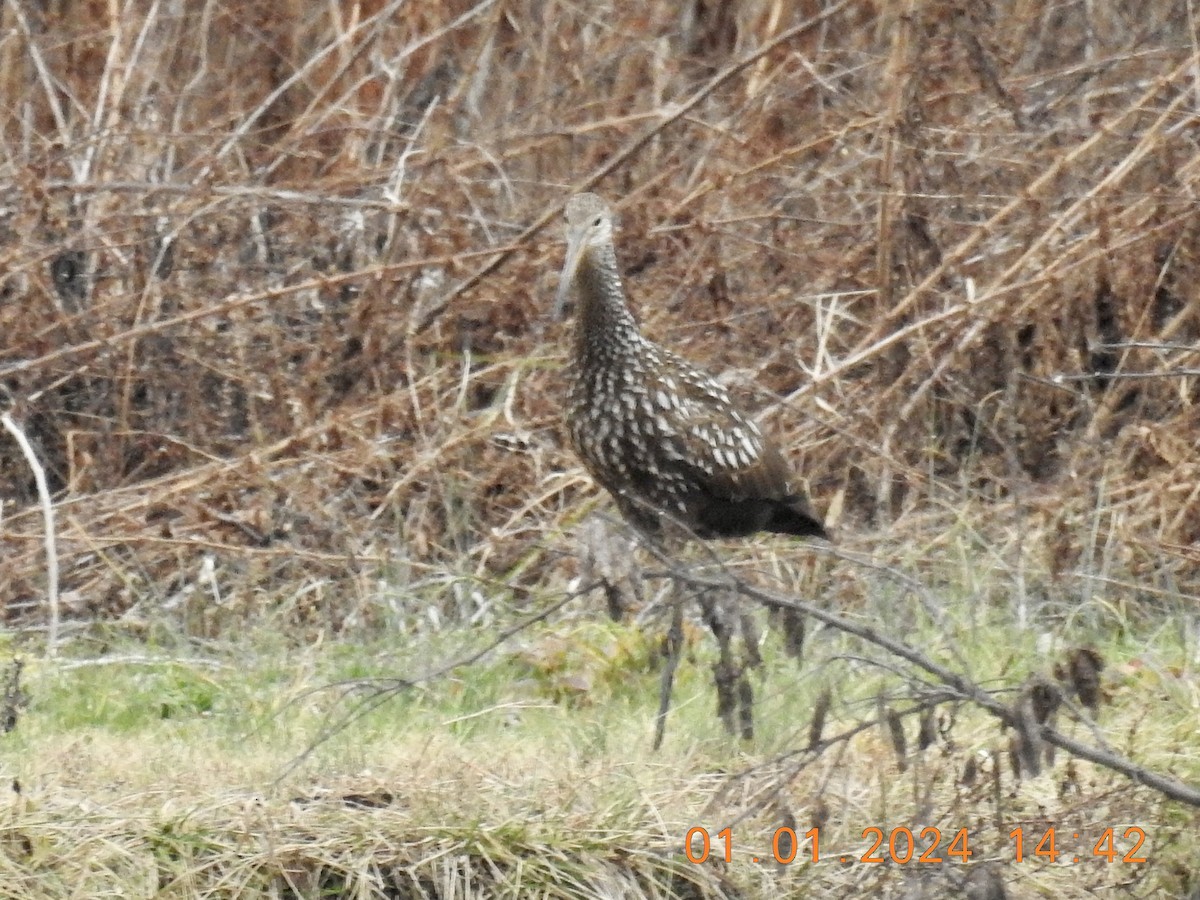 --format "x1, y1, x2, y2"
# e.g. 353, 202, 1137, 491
554, 193, 827, 542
